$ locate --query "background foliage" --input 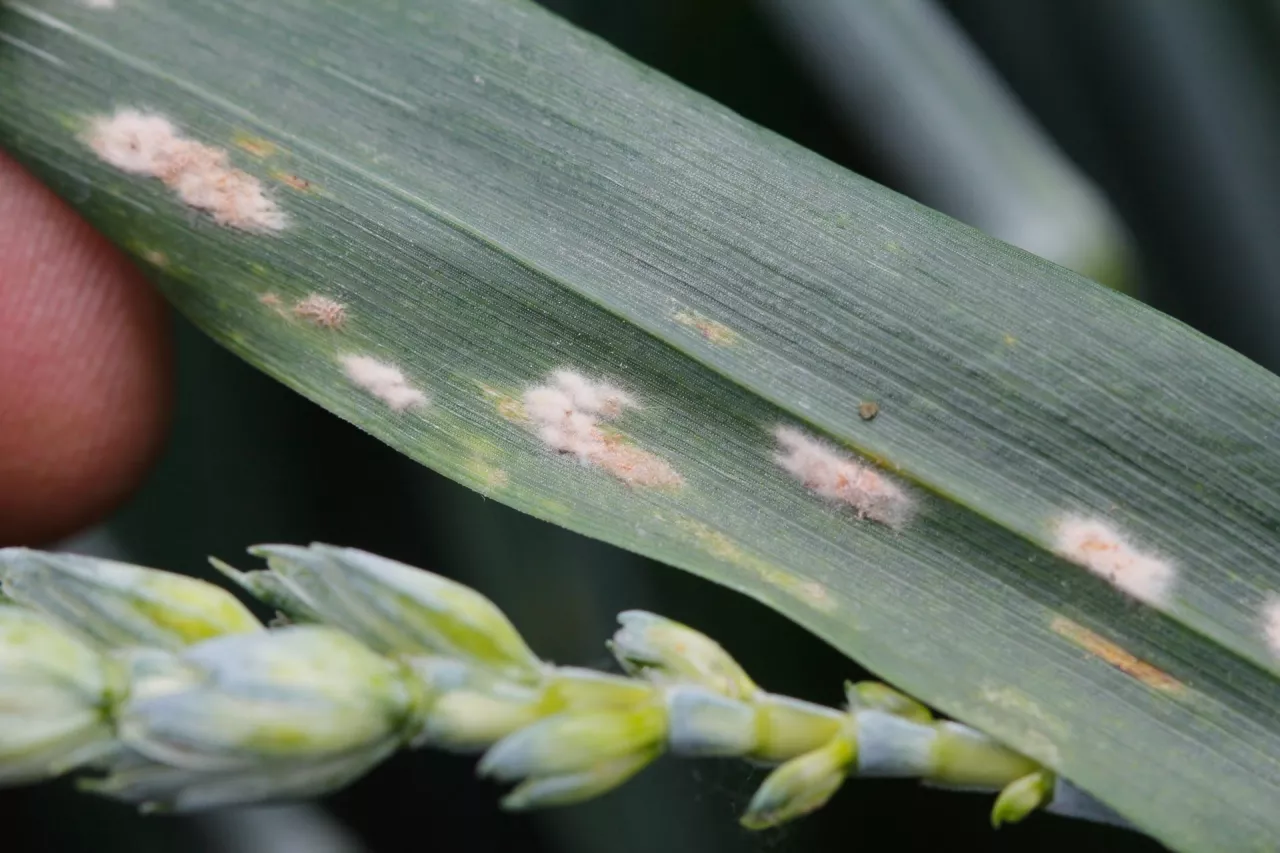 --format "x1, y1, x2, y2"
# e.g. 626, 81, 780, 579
5, 1, 1280, 851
